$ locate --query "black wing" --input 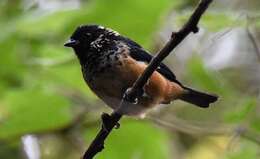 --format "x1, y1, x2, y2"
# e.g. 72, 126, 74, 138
122, 37, 182, 85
